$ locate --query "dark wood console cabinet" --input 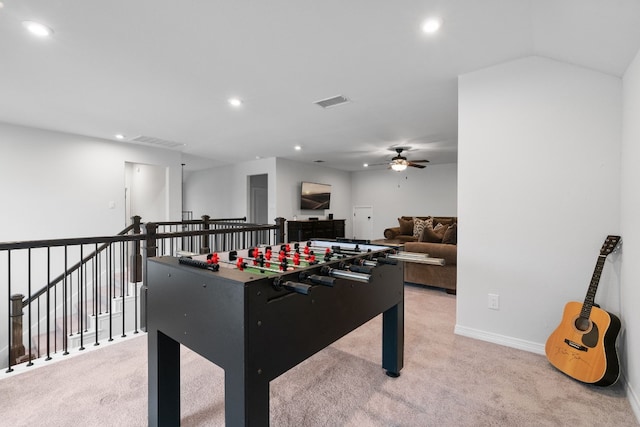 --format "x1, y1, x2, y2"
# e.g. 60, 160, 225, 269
287, 219, 345, 242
